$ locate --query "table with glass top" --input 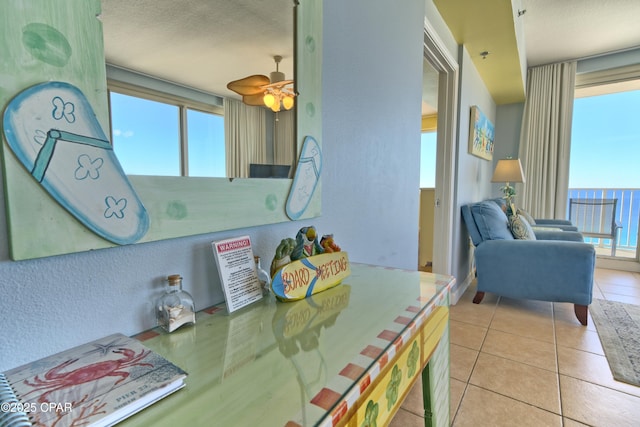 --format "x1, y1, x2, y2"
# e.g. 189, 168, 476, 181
123, 263, 455, 427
